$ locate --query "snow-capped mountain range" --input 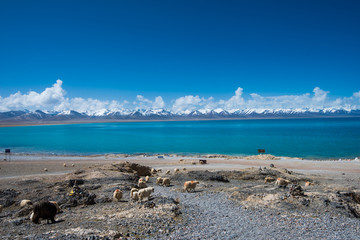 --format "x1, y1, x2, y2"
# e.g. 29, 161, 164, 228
0, 108, 359, 123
